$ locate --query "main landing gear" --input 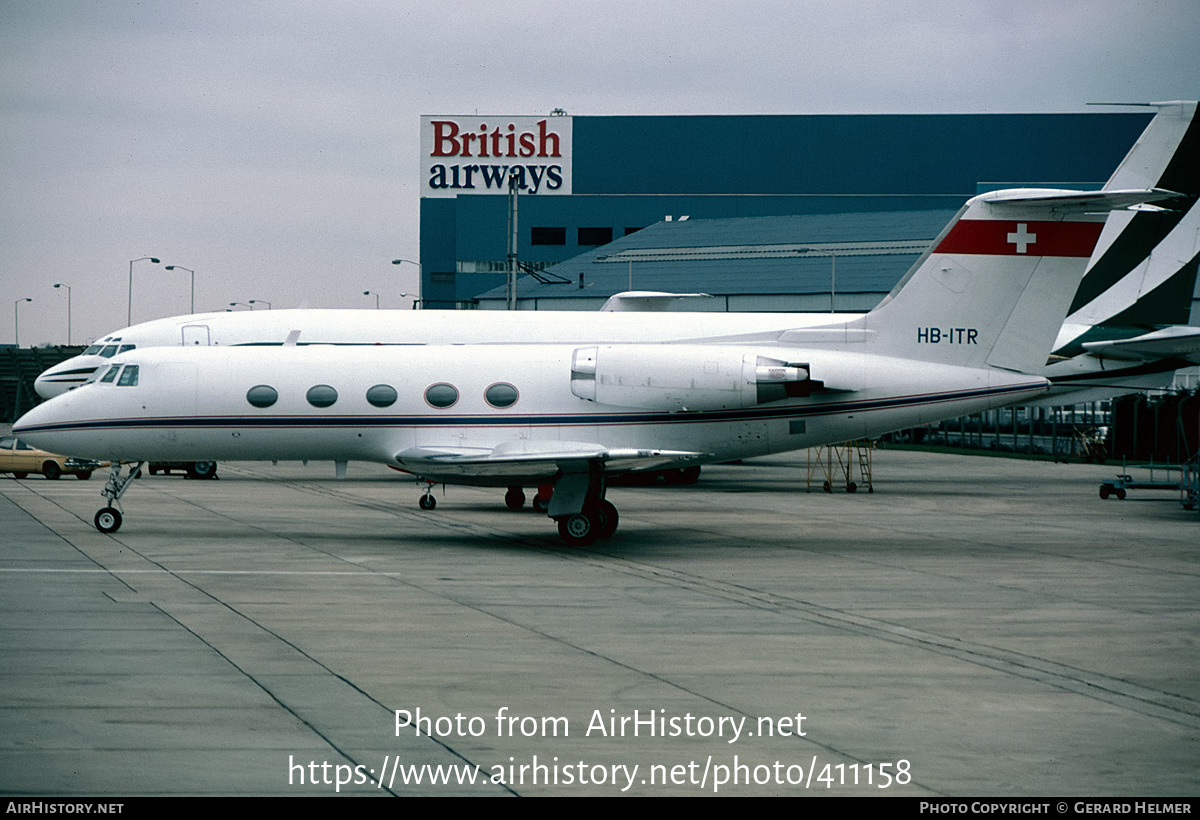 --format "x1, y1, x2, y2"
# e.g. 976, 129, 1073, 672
413, 475, 619, 547
94, 462, 144, 533
555, 498, 618, 547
